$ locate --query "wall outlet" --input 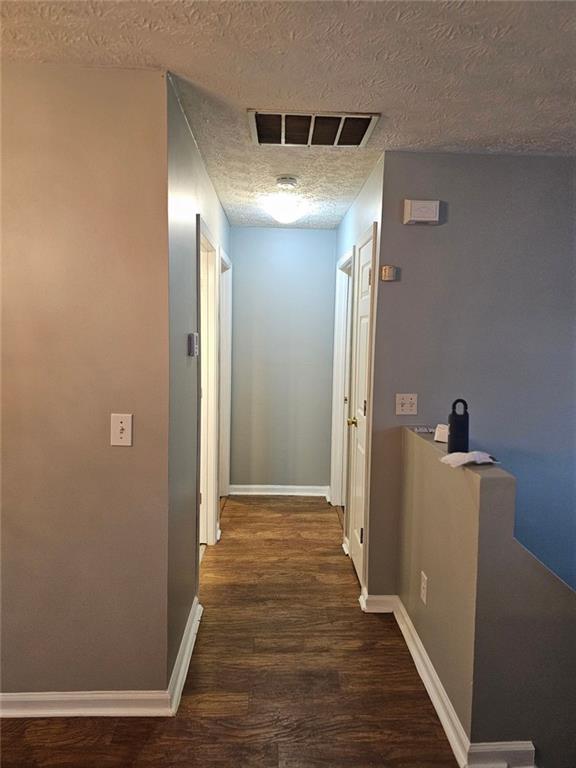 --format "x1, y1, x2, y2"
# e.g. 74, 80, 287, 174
396, 393, 418, 416
110, 413, 133, 446
420, 571, 428, 605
